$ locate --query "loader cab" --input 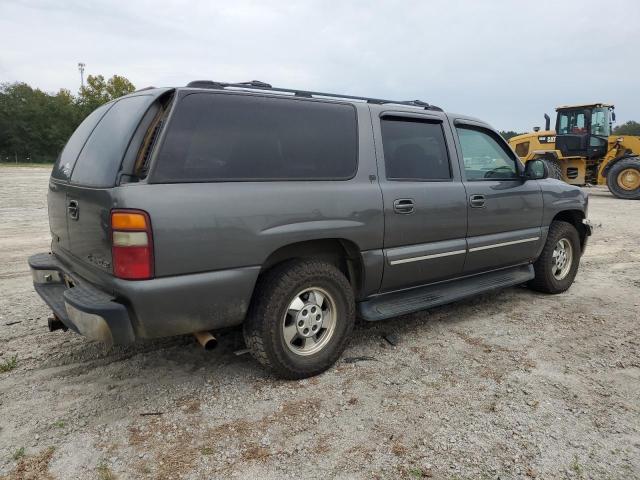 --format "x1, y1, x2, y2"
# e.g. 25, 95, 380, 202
555, 104, 613, 159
